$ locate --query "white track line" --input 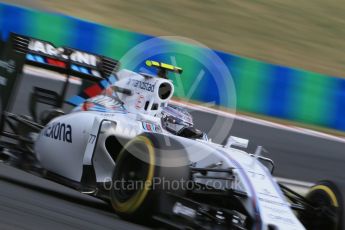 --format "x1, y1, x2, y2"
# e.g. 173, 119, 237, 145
171, 100, 345, 144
